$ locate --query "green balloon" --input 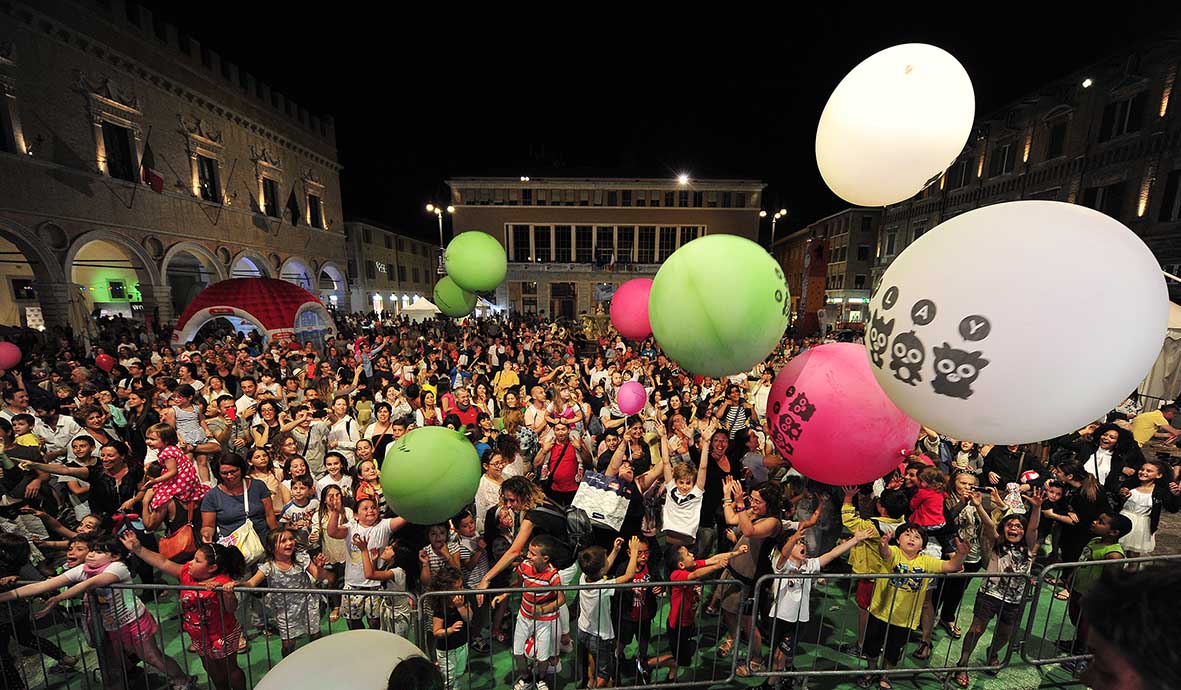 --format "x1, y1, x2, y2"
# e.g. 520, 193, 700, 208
434, 276, 477, 317
381, 426, 481, 525
444, 231, 507, 292
648, 234, 789, 377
